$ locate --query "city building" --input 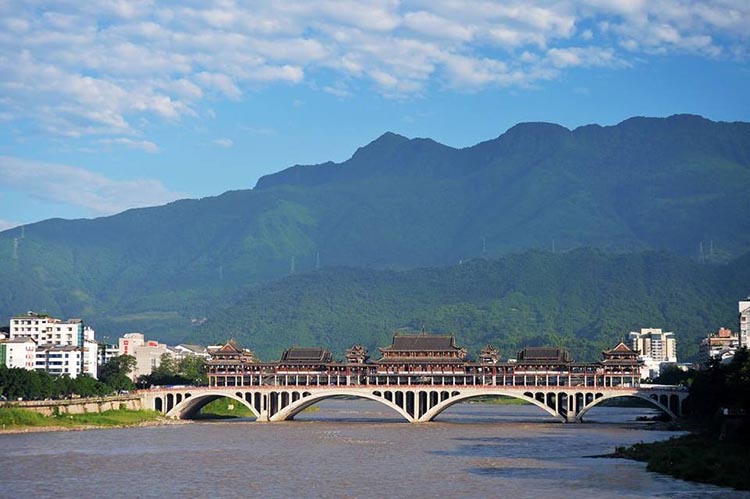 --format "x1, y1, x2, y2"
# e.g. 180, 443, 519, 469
629, 328, 677, 379
6, 312, 98, 378
0, 336, 37, 370
97, 342, 119, 366
118, 332, 146, 356
10, 312, 84, 346
117, 332, 170, 380
171, 344, 210, 360
698, 327, 740, 367
739, 299, 750, 348
35, 345, 82, 378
